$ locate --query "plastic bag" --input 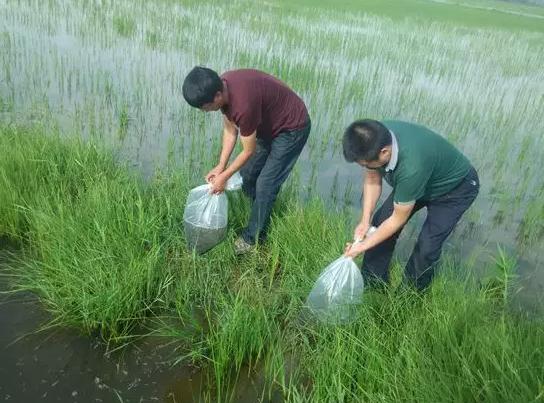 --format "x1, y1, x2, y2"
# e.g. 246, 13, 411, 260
306, 256, 364, 324
306, 226, 376, 323
224, 172, 243, 191
183, 172, 243, 254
